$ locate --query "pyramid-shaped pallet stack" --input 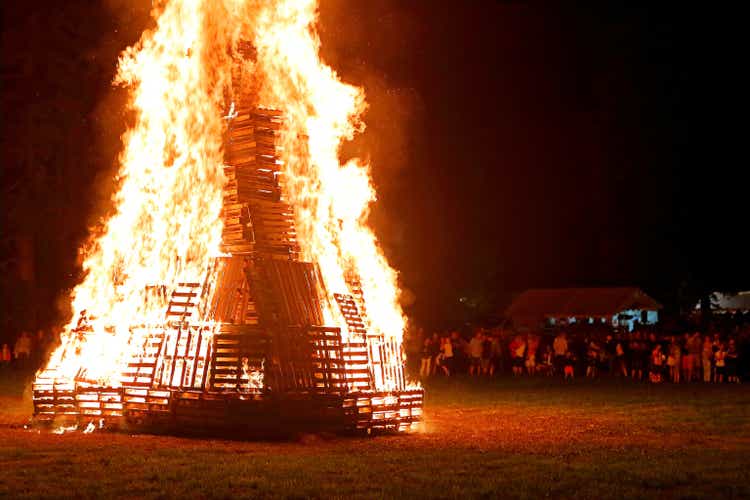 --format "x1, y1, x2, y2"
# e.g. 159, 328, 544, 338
32, 105, 423, 435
